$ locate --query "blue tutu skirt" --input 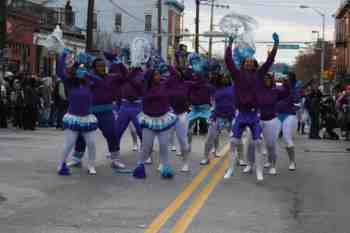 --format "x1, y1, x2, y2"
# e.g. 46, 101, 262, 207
138, 112, 178, 132
188, 104, 212, 123
63, 113, 98, 132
